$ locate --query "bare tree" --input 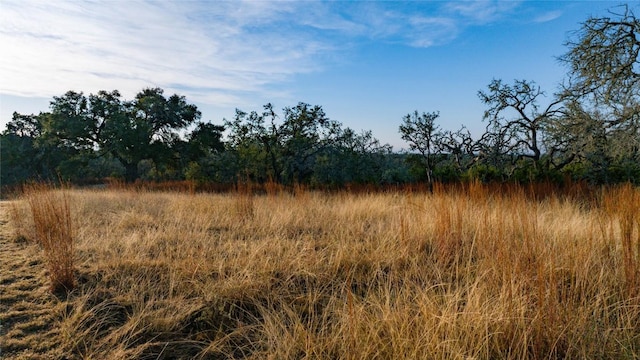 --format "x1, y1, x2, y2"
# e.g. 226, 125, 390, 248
478, 79, 564, 176
559, 5, 640, 180
561, 5, 640, 103
399, 111, 442, 190
438, 126, 478, 174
